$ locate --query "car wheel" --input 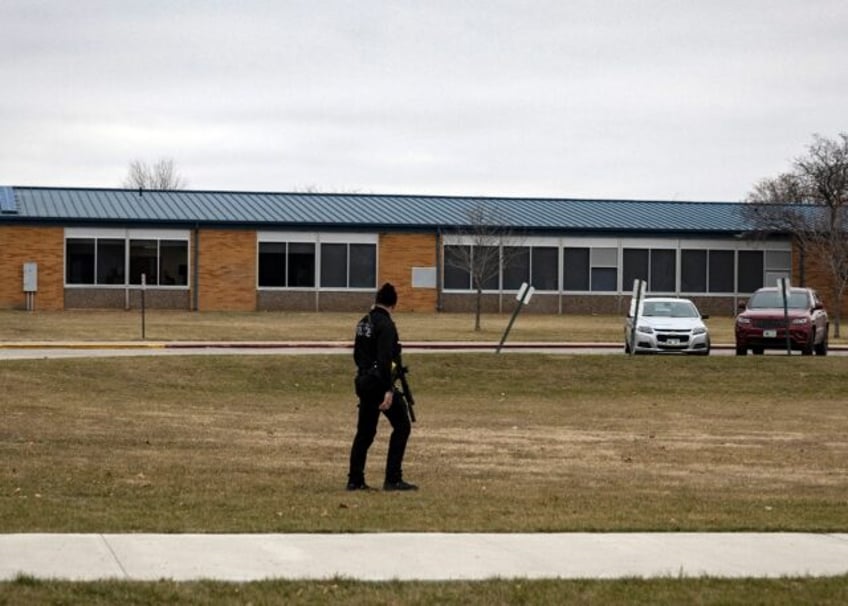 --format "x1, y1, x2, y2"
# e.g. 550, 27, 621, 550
752, 347, 764, 355
735, 345, 747, 356
802, 331, 814, 356
815, 329, 829, 356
